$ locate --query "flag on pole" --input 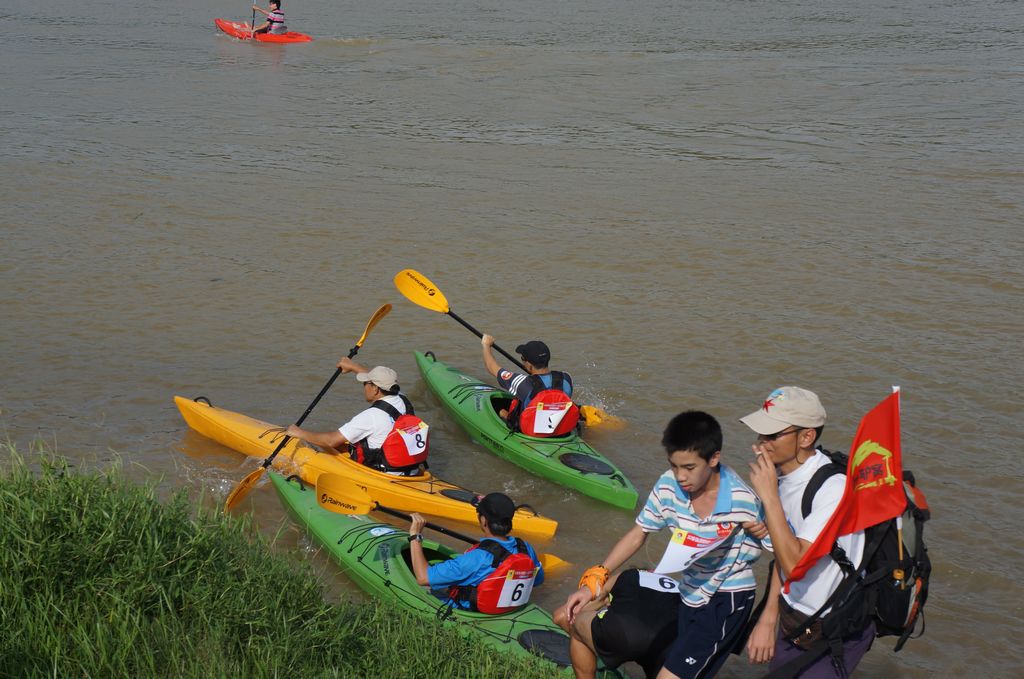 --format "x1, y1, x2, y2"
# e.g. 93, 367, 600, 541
783, 390, 907, 589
